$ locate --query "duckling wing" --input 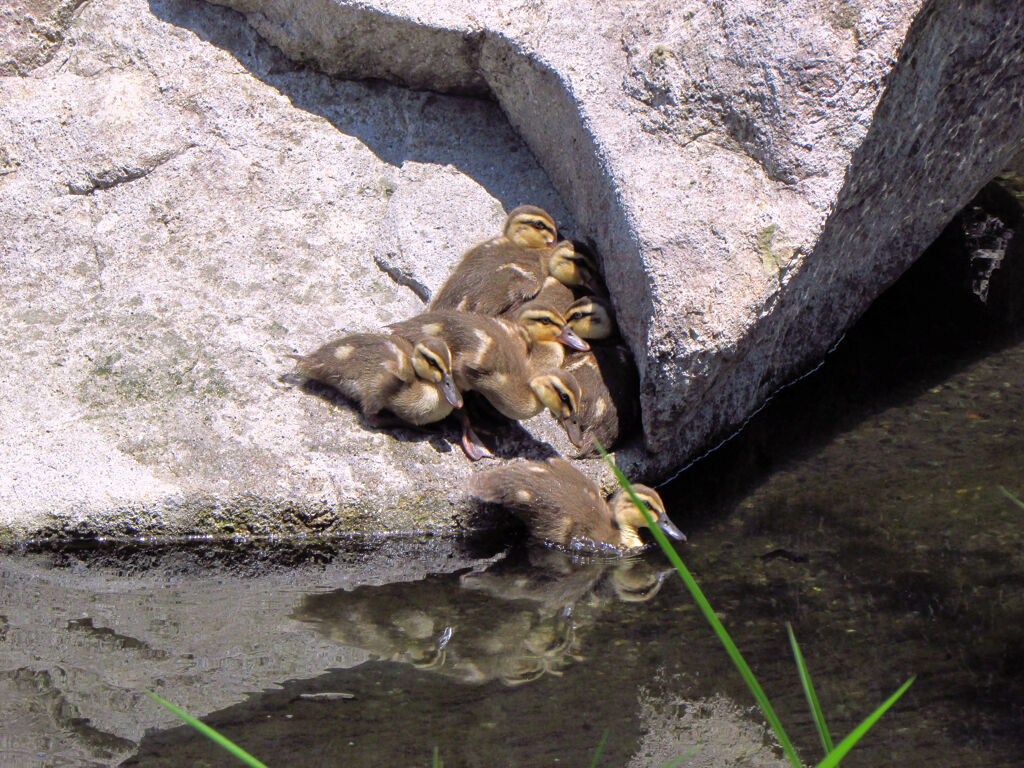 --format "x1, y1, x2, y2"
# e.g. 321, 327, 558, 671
431, 246, 544, 316
488, 261, 546, 315
531, 279, 576, 315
